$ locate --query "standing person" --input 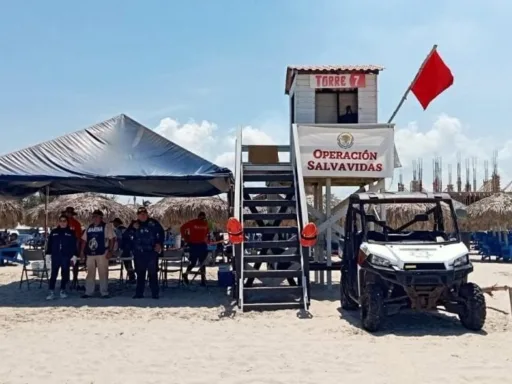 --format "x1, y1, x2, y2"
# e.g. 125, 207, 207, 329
45, 214, 77, 300
63, 207, 83, 290
80, 210, 116, 298
111, 218, 136, 282
180, 212, 210, 286
132, 207, 164, 299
